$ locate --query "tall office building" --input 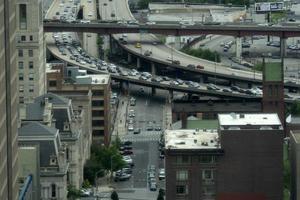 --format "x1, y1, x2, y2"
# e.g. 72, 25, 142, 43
0, 0, 19, 199
16, 0, 45, 104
